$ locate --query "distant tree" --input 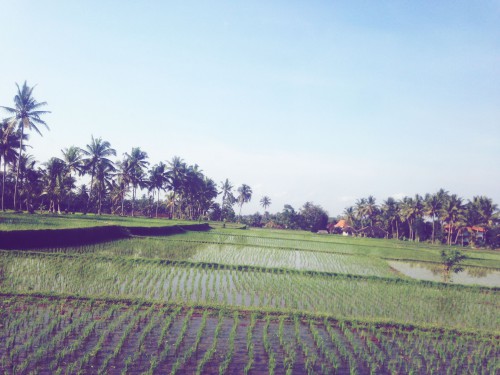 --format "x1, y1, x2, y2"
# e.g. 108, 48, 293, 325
0, 119, 26, 211
148, 162, 169, 218
381, 197, 400, 239
167, 156, 186, 219
260, 196, 271, 211
42, 157, 66, 213
17, 154, 42, 213
1, 81, 50, 210
424, 192, 444, 244
61, 146, 82, 213
80, 136, 116, 213
93, 161, 115, 215
115, 158, 132, 216
124, 147, 149, 216
299, 202, 329, 232
220, 179, 235, 221
440, 194, 465, 245
237, 184, 252, 219
342, 206, 356, 228
279, 204, 299, 229
400, 195, 424, 241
